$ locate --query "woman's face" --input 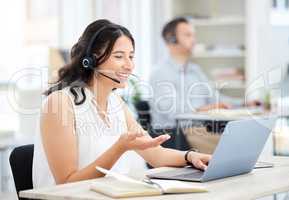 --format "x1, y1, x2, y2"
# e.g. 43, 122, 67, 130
97, 35, 135, 88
